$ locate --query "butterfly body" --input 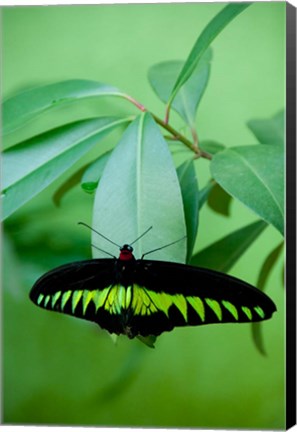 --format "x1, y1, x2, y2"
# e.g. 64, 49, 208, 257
30, 244, 277, 338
